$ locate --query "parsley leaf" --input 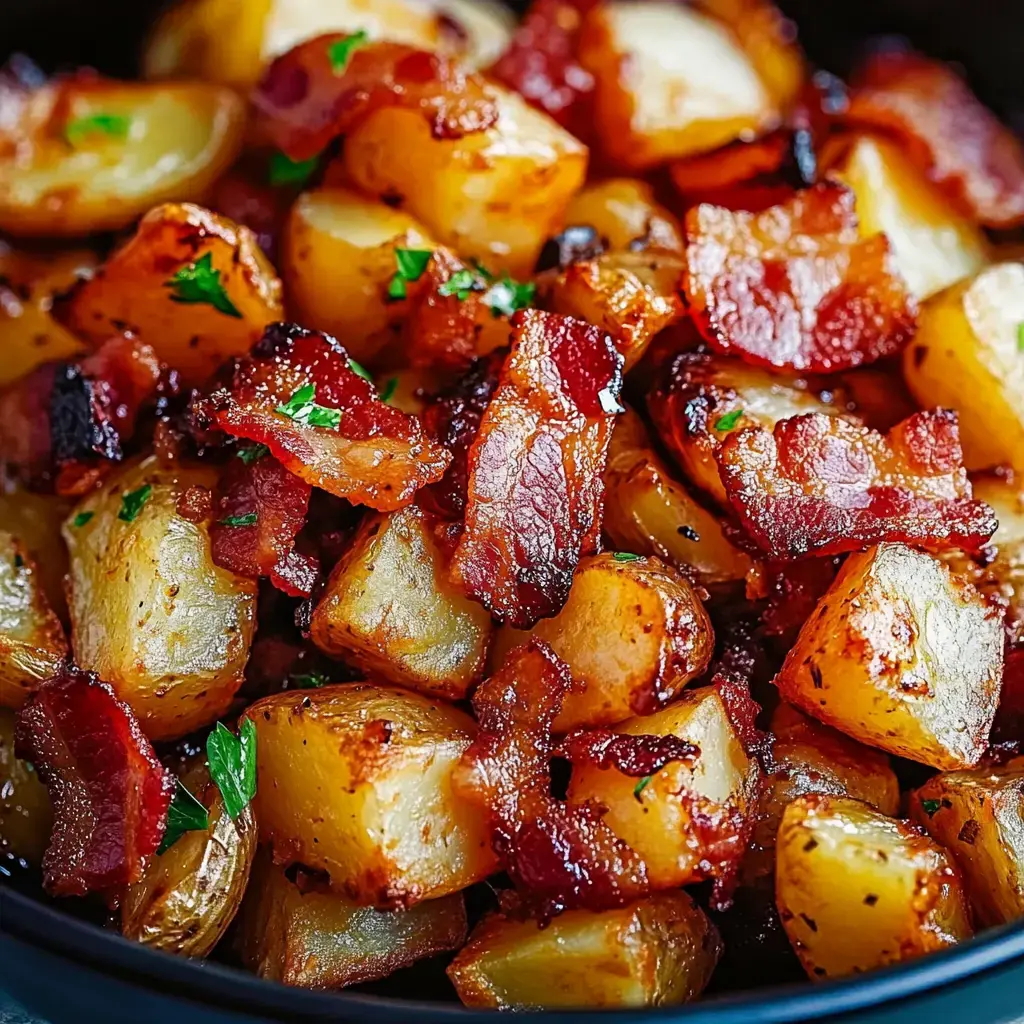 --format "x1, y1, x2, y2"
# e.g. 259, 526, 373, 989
486, 276, 536, 318
921, 798, 941, 817
158, 779, 210, 854
268, 151, 318, 187
236, 443, 269, 465
386, 247, 434, 302
714, 408, 744, 432
118, 485, 152, 523
164, 252, 242, 319
207, 720, 257, 822
220, 513, 258, 527
1018, 321, 1024, 352
612, 552, 640, 563
633, 775, 653, 800
72, 511, 94, 528
379, 377, 398, 403
348, 358, 373, 383
64, 113, 132, 146
328, 30, 370, 74
275, 383, 342, 429
289, 671, 330, 689
439, 269, 485, 301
